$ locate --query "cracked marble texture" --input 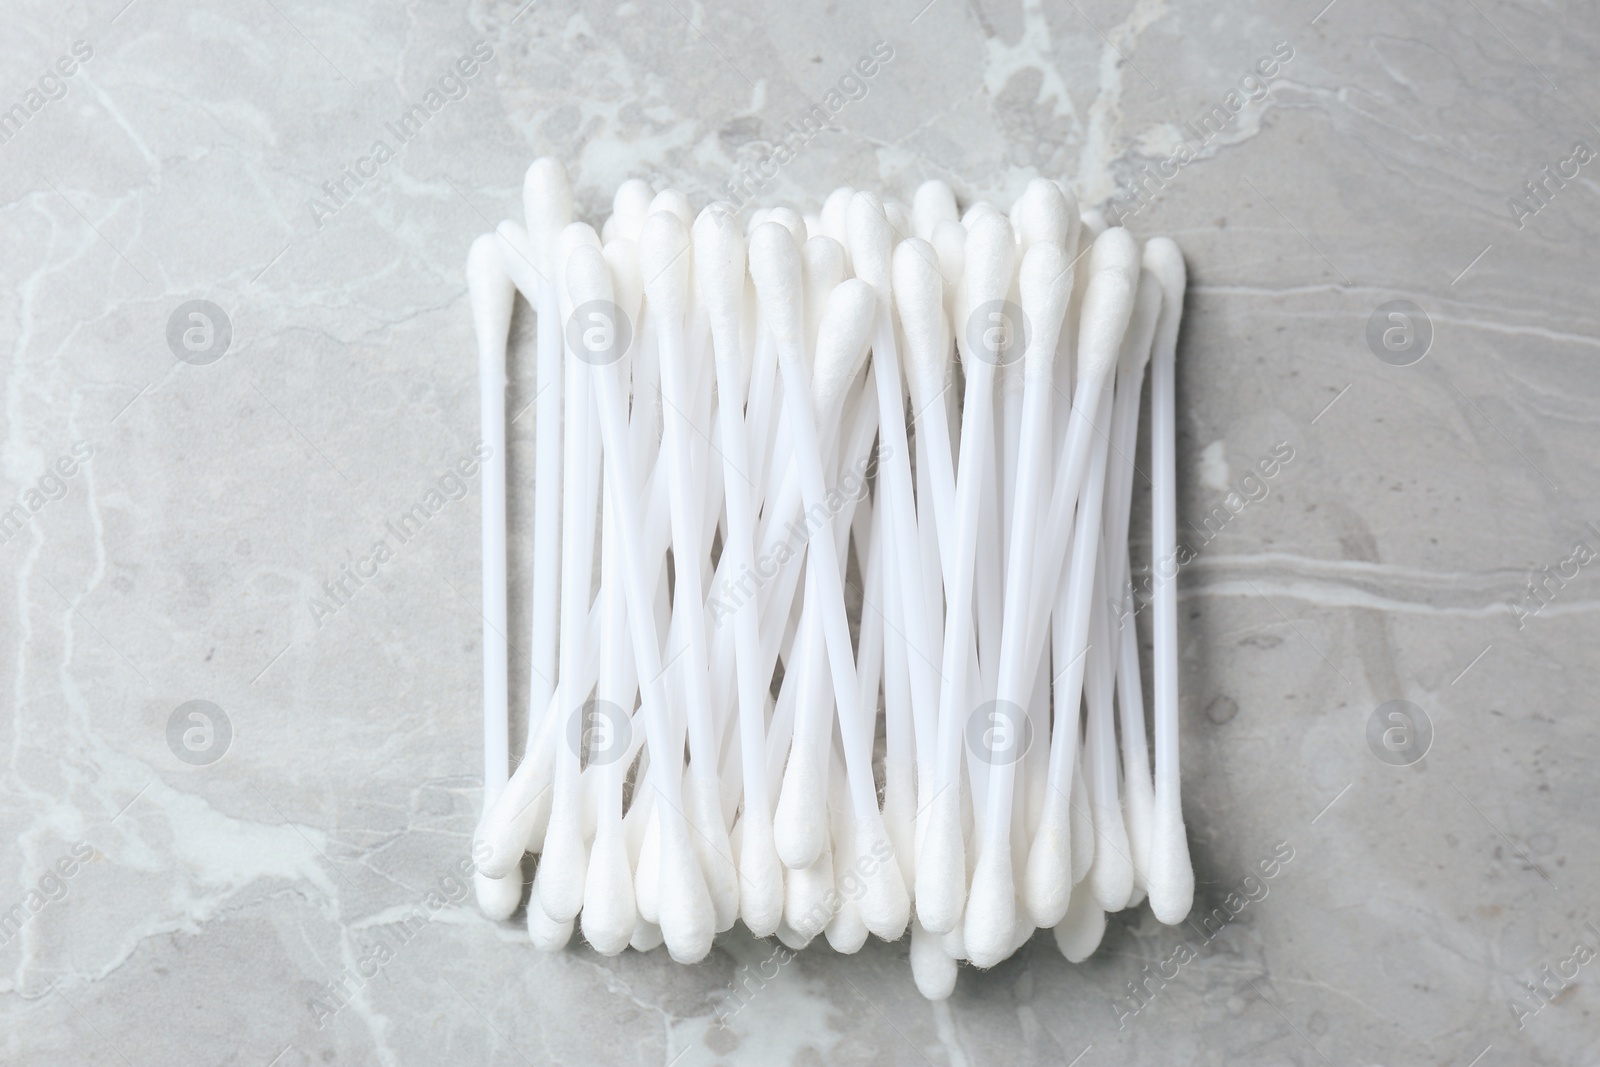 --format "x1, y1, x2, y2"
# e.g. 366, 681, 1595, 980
2, 0, 1599, 1064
